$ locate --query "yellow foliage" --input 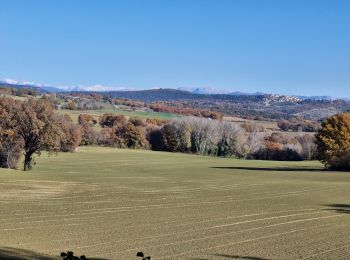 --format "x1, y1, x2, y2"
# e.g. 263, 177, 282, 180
315, 112, 350, 170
